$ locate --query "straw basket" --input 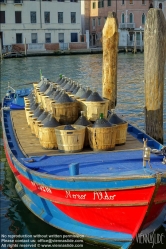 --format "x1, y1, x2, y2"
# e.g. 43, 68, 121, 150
115, 122, 128, 145
33, 120, 42, 138
84, 127, 90, 147
44, 98, 55, 113
40, 95, 49, 111
55, 125, 85, 153
25, 108, 33, 126
35, 90, 43, 104
24, 97, 30, 107
87, 125, 117, 151
78, 100, 109, 121
52, 102, 78, 124
33, 83, 38, 89
38, 125, 58, 149
33, 85, 39, 97
29, 116, 37, 135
